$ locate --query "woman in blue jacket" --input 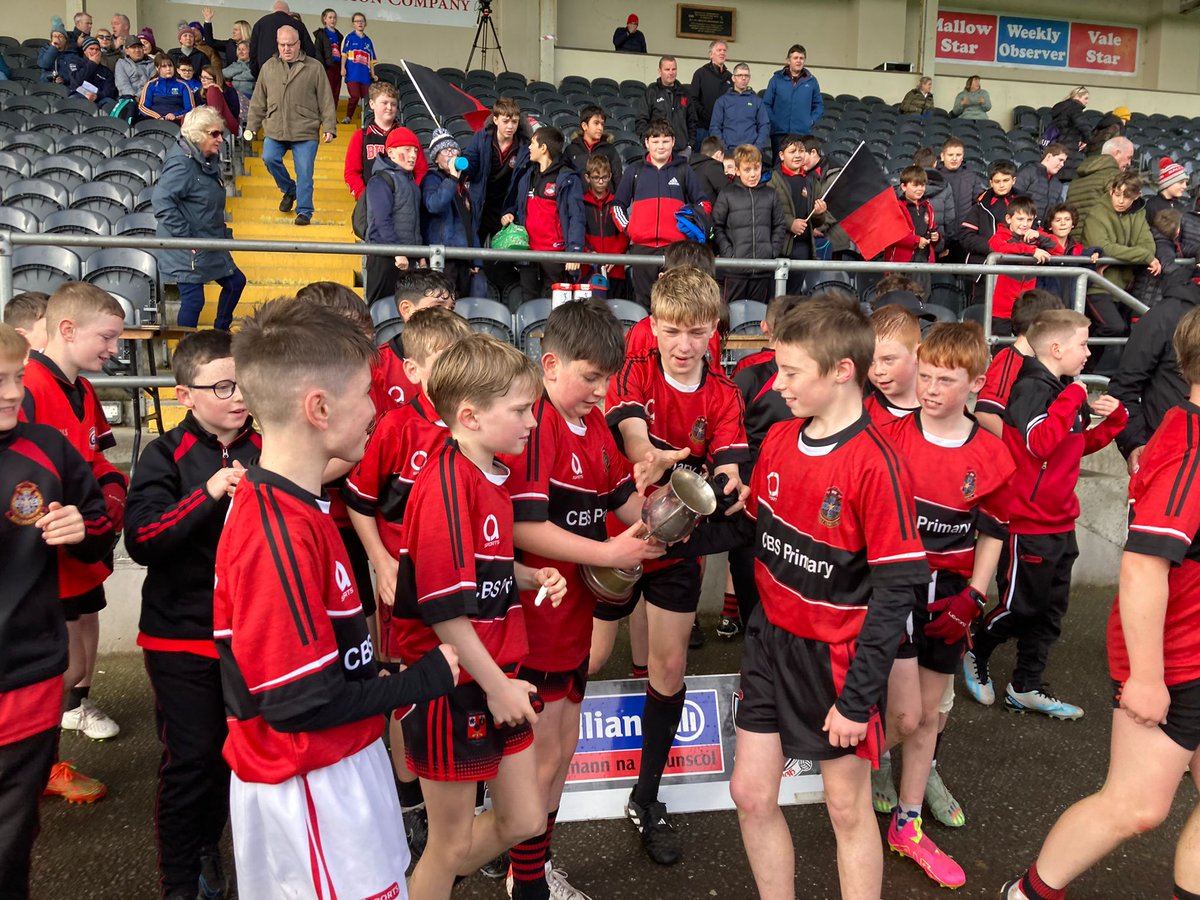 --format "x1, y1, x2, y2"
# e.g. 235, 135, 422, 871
763, 44, 824, 156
